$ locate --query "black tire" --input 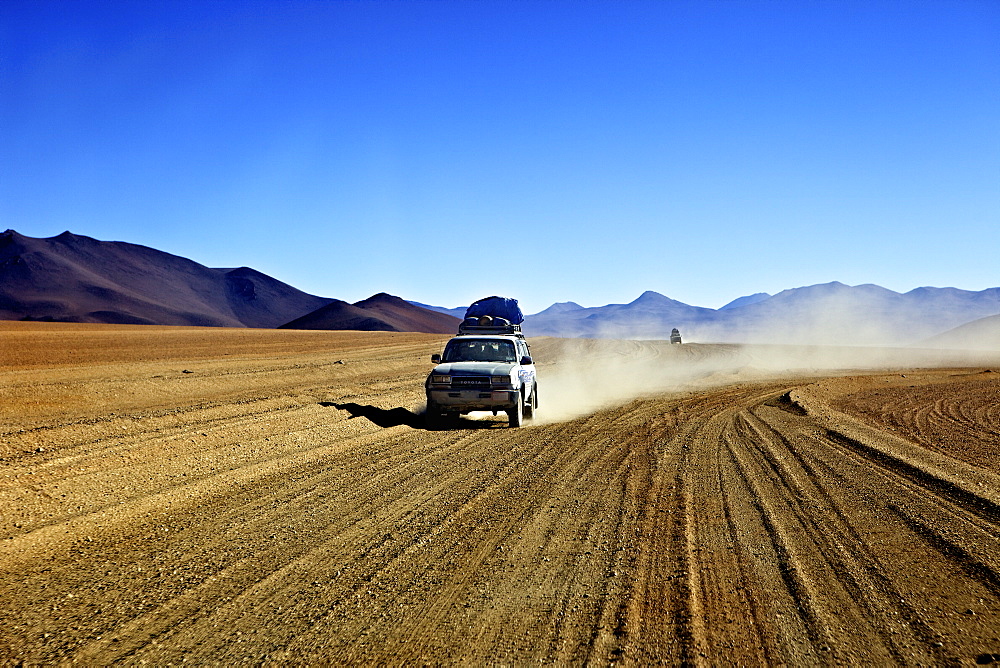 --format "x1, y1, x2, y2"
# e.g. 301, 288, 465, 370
425, 402, 448, 429
524, 383, 536, 419
507, 393, 523, 428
